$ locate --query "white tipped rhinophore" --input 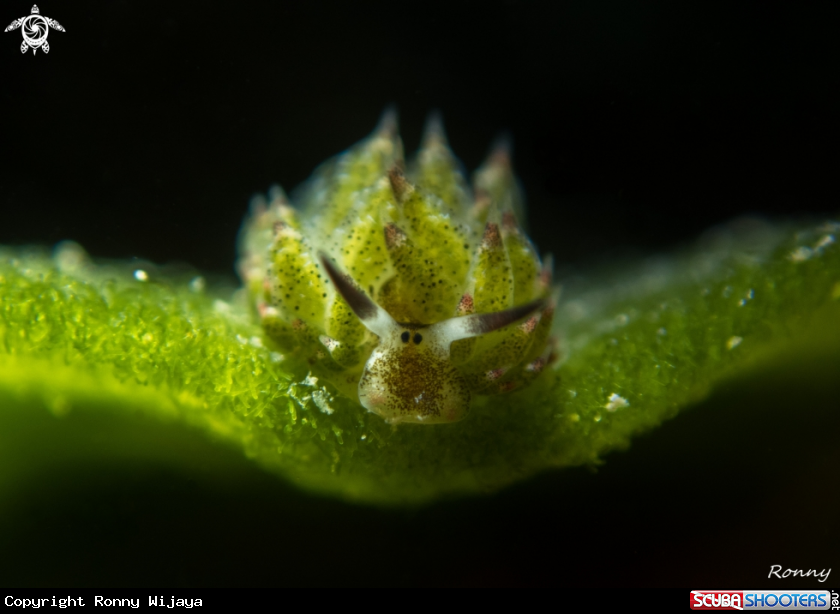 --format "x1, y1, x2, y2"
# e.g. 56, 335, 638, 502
429, 298, 546, 347
319, 253, 401, 339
